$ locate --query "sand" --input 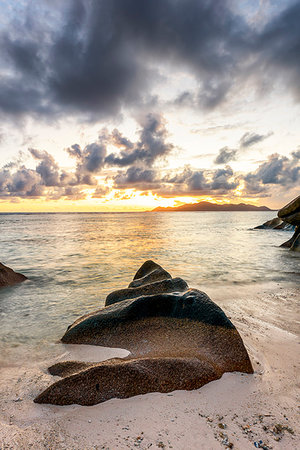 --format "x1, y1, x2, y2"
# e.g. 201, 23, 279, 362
0, 282, 299, 449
